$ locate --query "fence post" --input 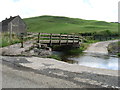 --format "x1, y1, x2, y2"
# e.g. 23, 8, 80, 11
59, 34, 61, 45
66, 34, 68, 45
37, 33, 40, 43
50, 33, 52, 46
21, 34, 24, 48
